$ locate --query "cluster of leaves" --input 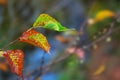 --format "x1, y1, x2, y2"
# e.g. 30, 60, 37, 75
0, 14, 73, 78
0, 6, 119, 80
